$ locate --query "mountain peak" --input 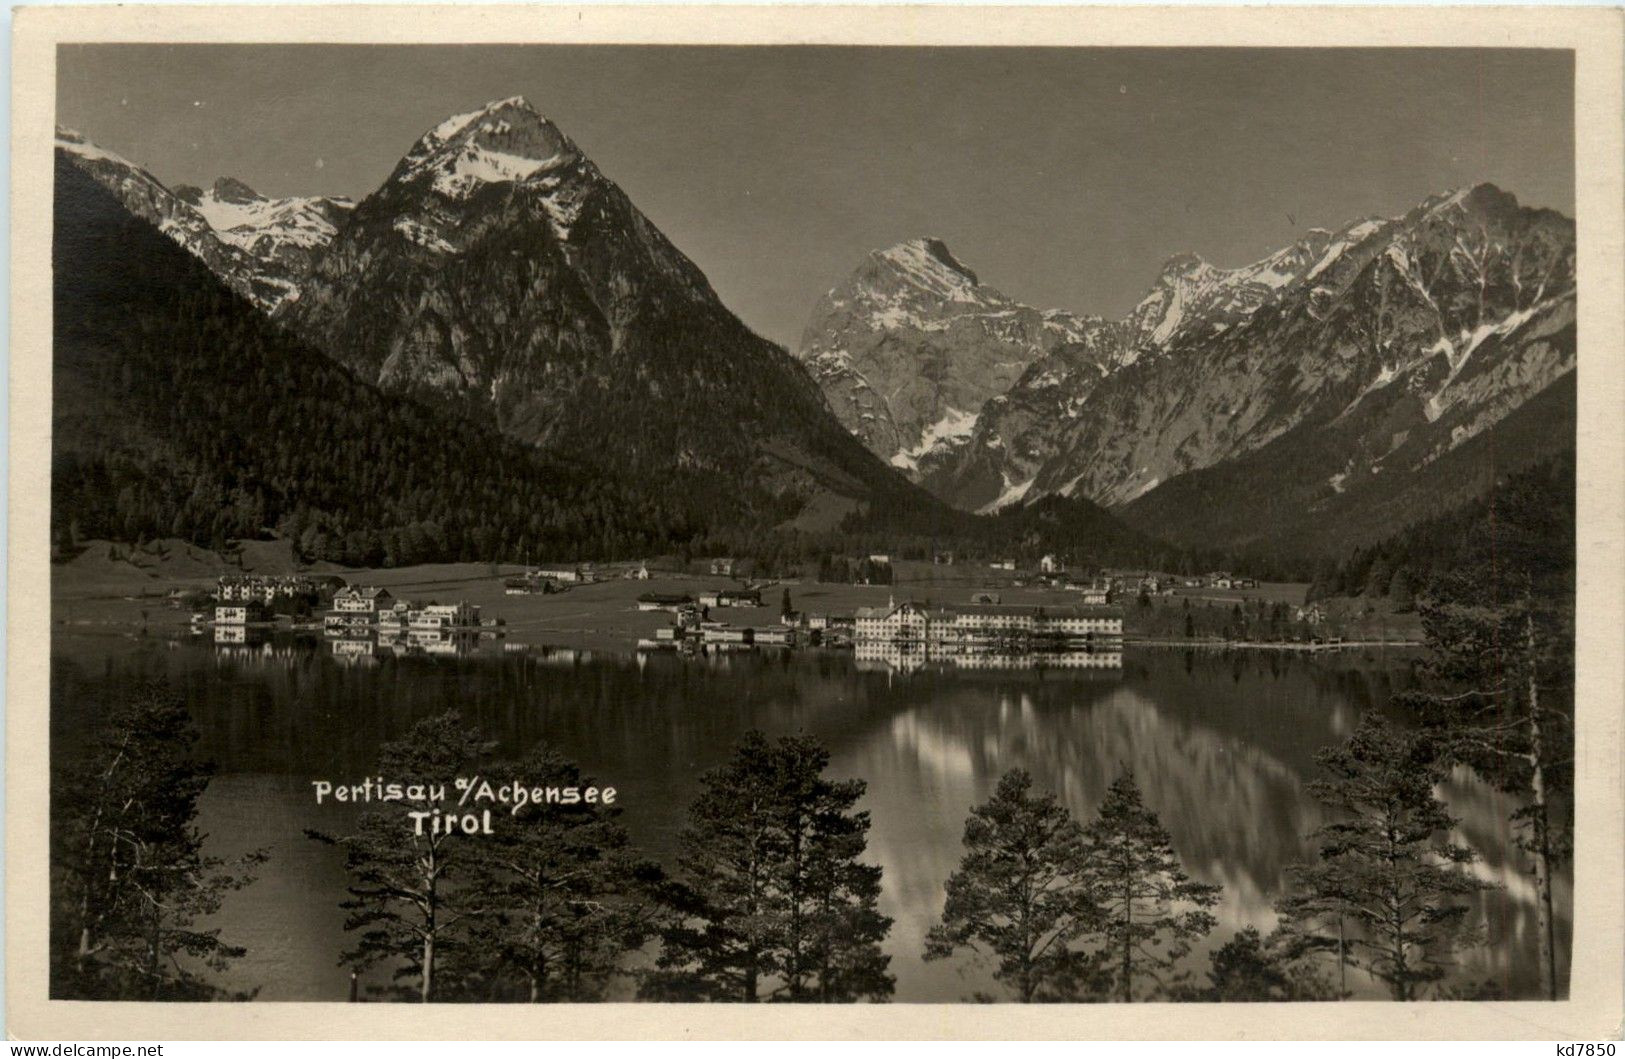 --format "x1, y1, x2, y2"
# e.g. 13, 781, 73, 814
1157, 251, 1210, 279
54, 126, 130, 167
395, 95, 583, 199
211, 176, 262, 203
877, 237, 980, 287
1419, 181, 1519, 220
